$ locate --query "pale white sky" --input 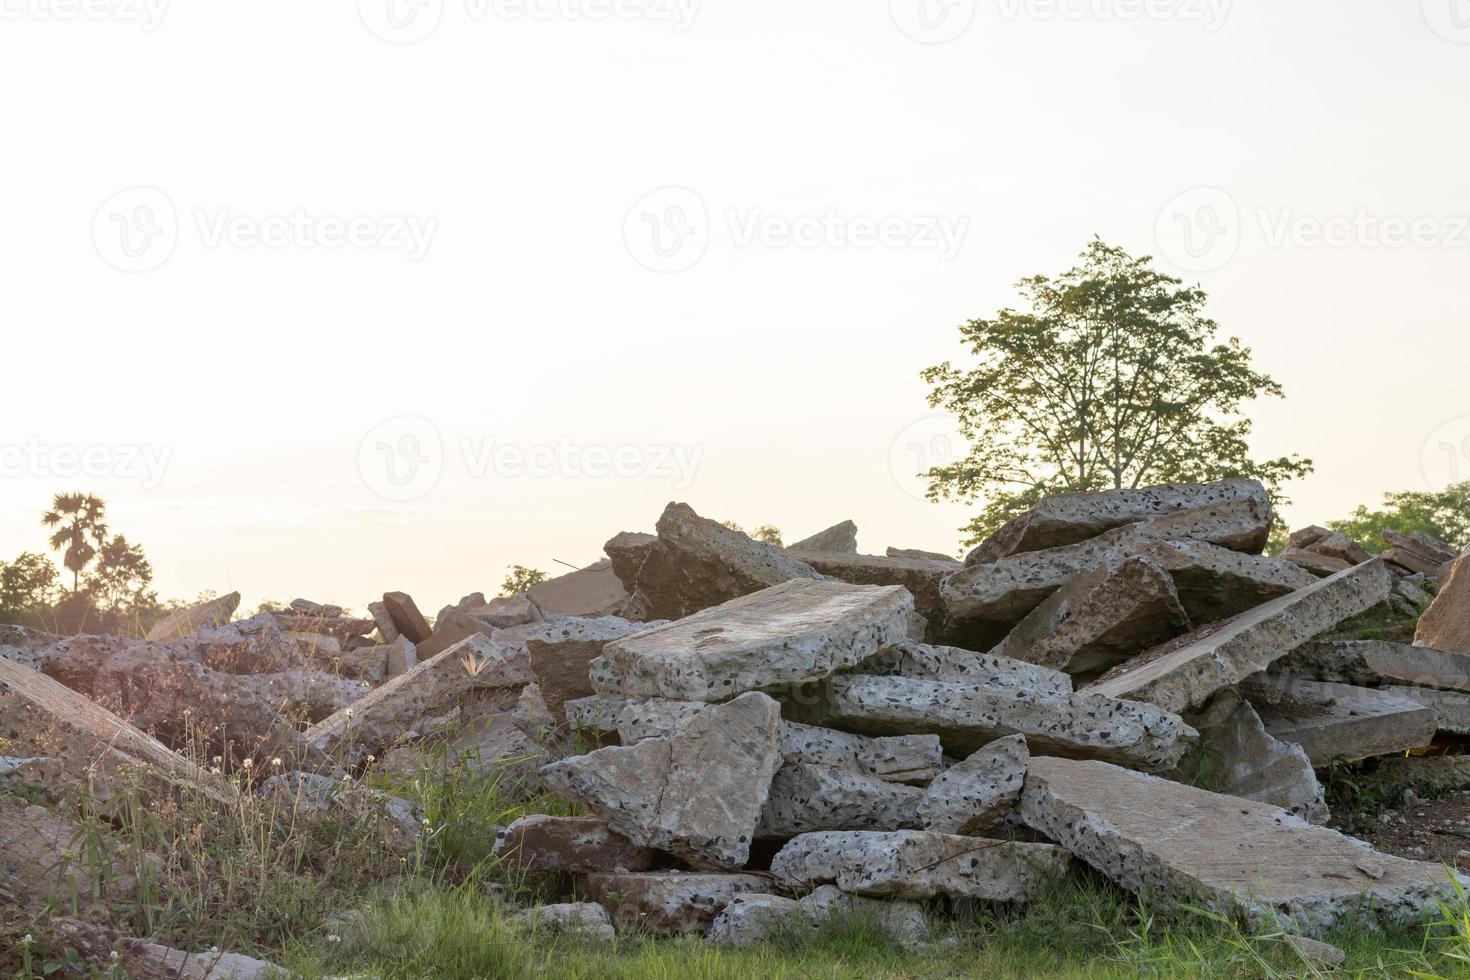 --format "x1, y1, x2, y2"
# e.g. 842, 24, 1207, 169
3, 1, 1469, 614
